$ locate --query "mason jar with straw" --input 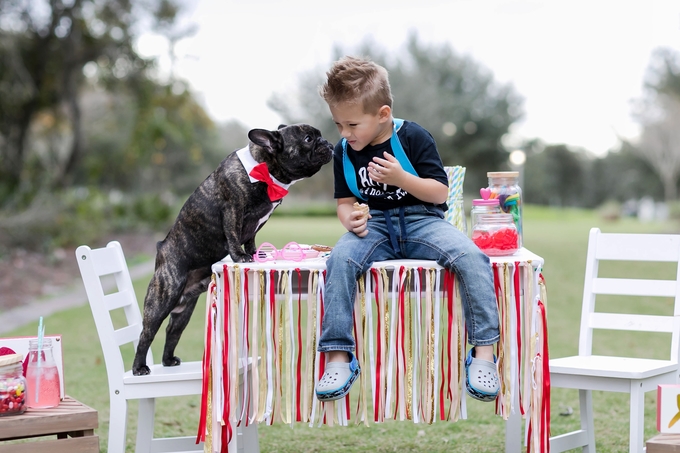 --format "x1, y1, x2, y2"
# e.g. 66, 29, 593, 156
26, 317, 61, 408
